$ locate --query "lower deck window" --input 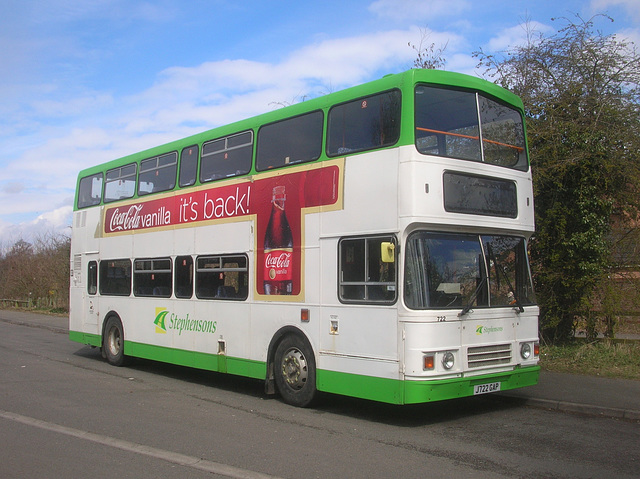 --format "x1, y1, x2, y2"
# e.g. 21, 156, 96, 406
339, 235, 397, 303
196, 255, 248, 300
134, 258, 172, 297
175, 256, 193, 298
88, 261, 98, 295
99, 259, 132, 296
